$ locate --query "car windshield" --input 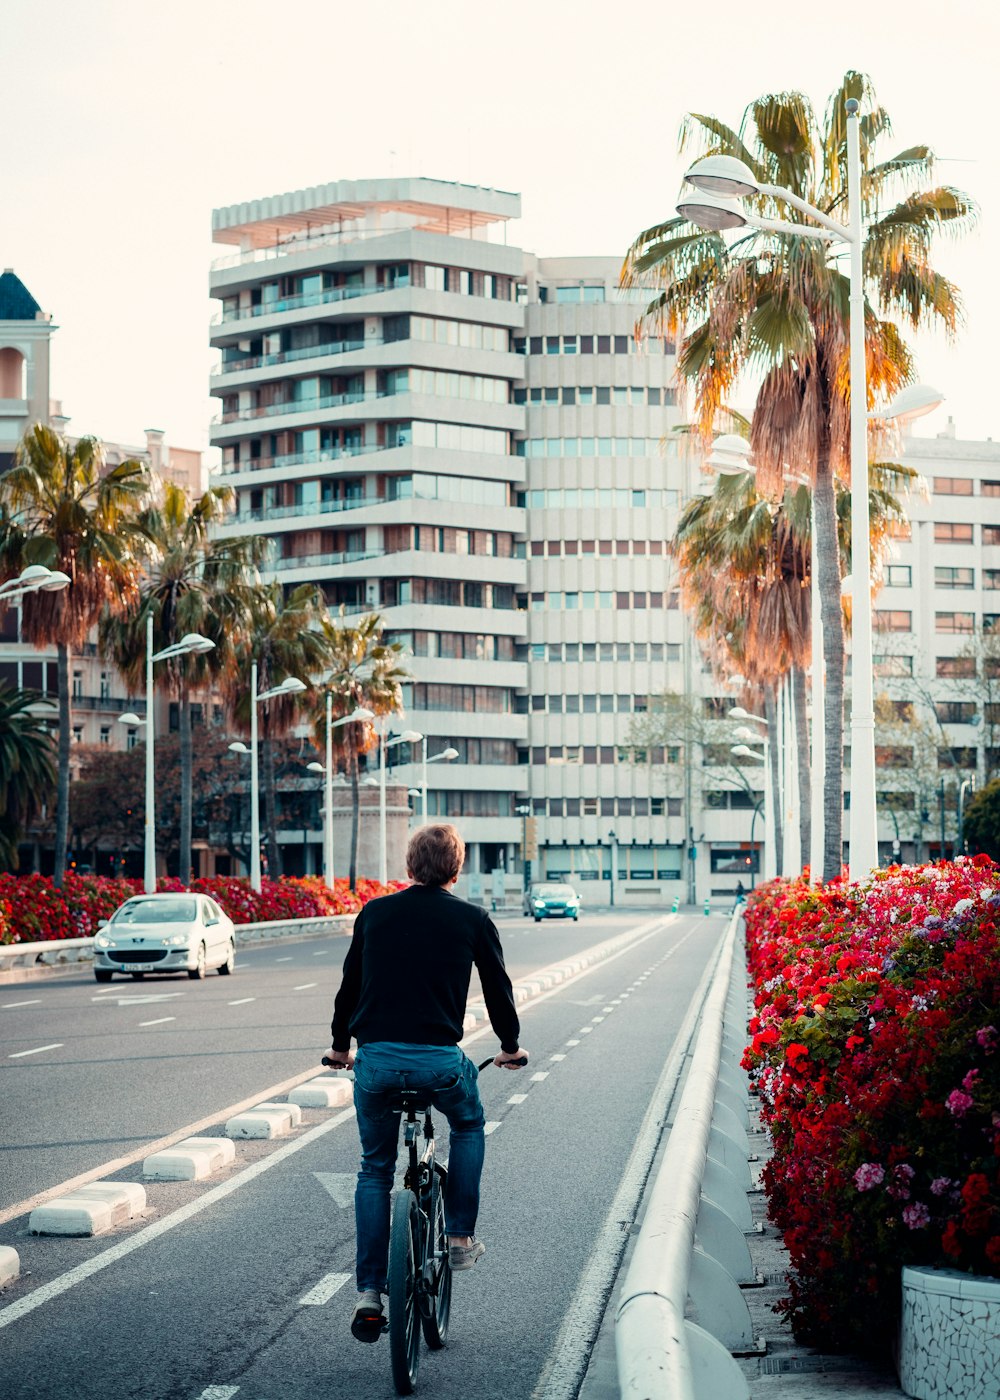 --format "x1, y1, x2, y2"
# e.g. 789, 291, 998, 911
535, 885, 574, 897
114, 898, 197, 925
